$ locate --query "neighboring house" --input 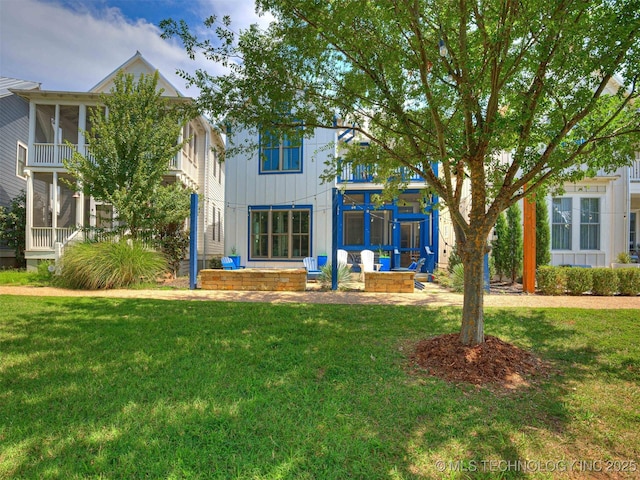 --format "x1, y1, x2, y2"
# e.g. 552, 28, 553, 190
10, 52, 225, 270
224, 123, 439, 270
0, 77, 40, 267
546, 153, 640, 267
